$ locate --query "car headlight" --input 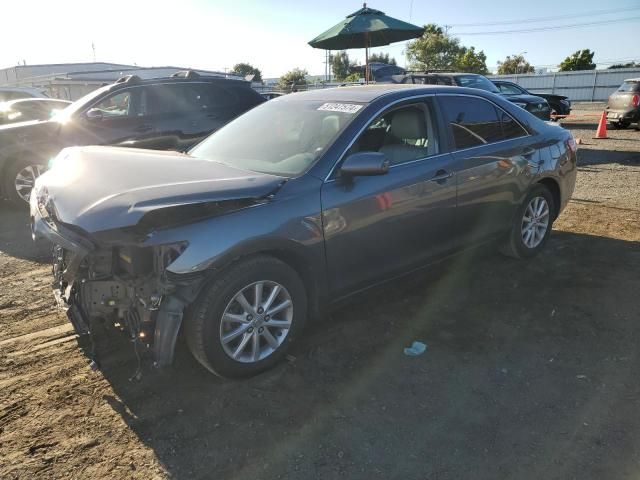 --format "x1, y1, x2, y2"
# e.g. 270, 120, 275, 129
513, 102, 527, 109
